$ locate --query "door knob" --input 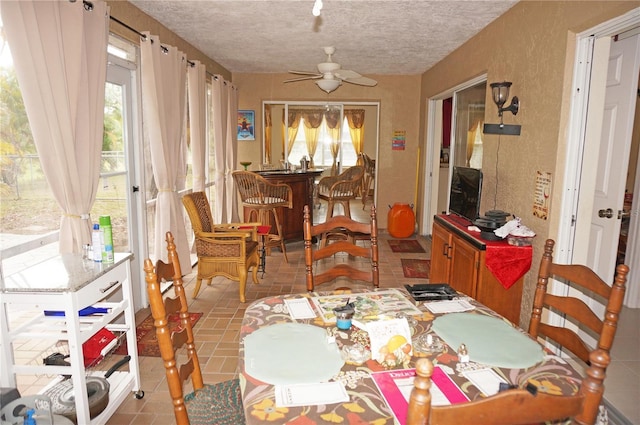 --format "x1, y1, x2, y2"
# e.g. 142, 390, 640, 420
598, 208, 613, 218
618, 209, 631, 219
